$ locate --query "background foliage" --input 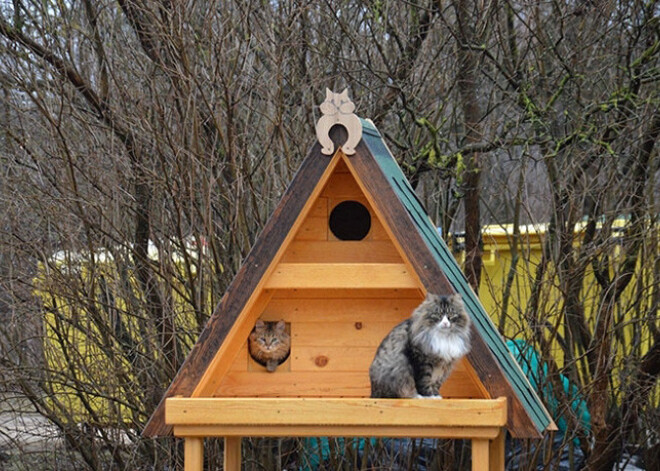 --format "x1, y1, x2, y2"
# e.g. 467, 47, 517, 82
1, 0, 658, 469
